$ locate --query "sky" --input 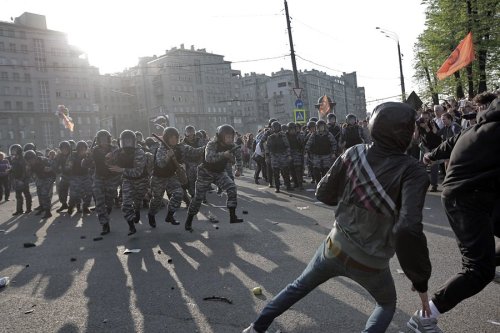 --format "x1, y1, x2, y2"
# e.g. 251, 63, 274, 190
2, 0, 427, 112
